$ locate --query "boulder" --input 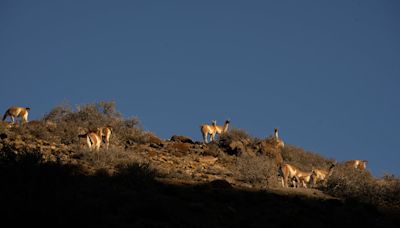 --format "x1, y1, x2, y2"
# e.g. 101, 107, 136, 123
170, 135, 194, 144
